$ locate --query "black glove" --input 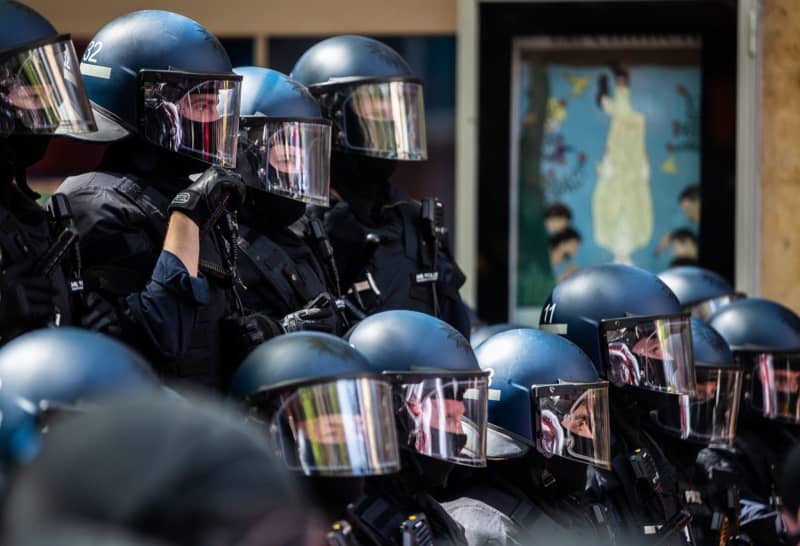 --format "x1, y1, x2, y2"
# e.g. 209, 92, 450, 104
281, 292, 340, 334
0, 262, 56, 330
223, 313, 283, 365
168, 166, 247, 232
81, 291, 122, 337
